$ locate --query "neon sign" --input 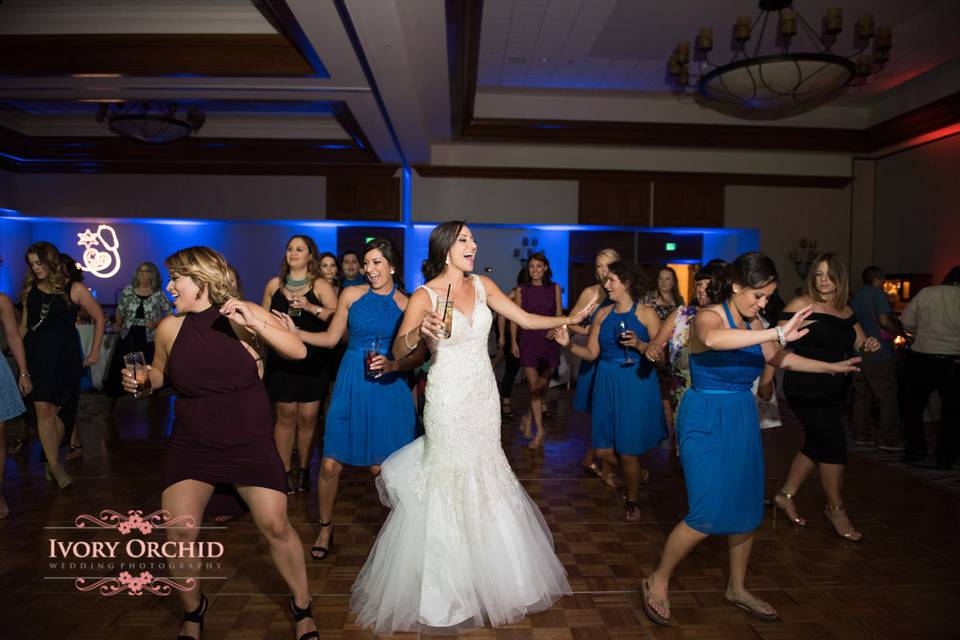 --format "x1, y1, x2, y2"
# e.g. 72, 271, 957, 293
77, 224, 121, 278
